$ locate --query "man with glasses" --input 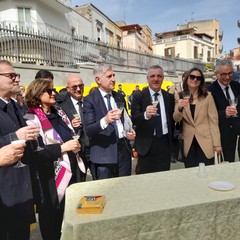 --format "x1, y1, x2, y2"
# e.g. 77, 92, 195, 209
208, 59, 240, 162
0, 60, 39, 240
60, 74, 89, 181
